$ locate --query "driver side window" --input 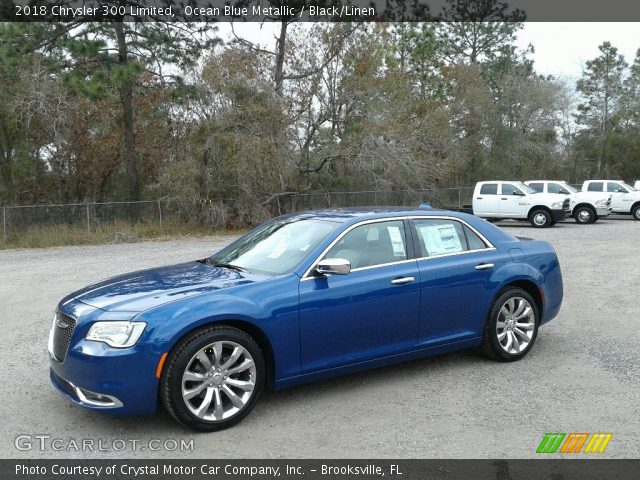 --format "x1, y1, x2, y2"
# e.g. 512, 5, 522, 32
607, 182, 625, 193
501, 183, 522, 196
324, 221, 408, 270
